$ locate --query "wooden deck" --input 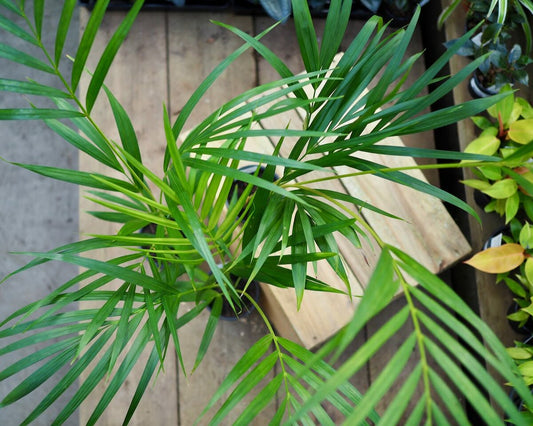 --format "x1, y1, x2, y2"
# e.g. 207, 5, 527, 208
78, 8, 470, 424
